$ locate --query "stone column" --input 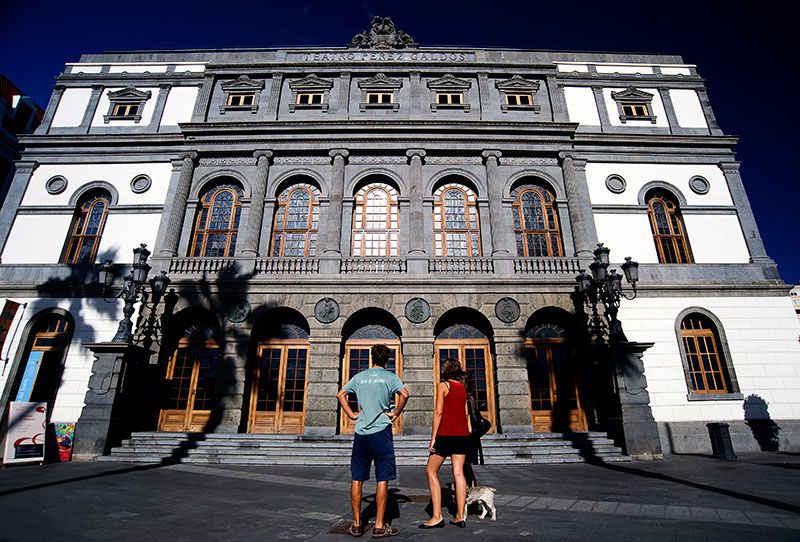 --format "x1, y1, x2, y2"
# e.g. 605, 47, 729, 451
150, 84, 172, 132
559, 153, 598, 265
321, 149, 348, 273
214, 320, 249, 433
0, 161, 37, 257
338, 72, 351, 117
406, 149, 427, 273
191, 74, 214, 122
494, 330, 531, 434
410, 71, 422, 117
266, 72, 283, 120
482, 150, 513, 273
74, 343, 151, 458
239, 150, 273, 258
719, 161, 775, 267
157, 152, 197, 257
696, 88, 722, 135
591, 85, 612, 133
546, 76, 568, 122
80, 85, 104, 133
305, 334, 343, 435
477, 73, 490, 121
40, 85, 65, 134
657, 88, 679, 135
400, 332, 435, 434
